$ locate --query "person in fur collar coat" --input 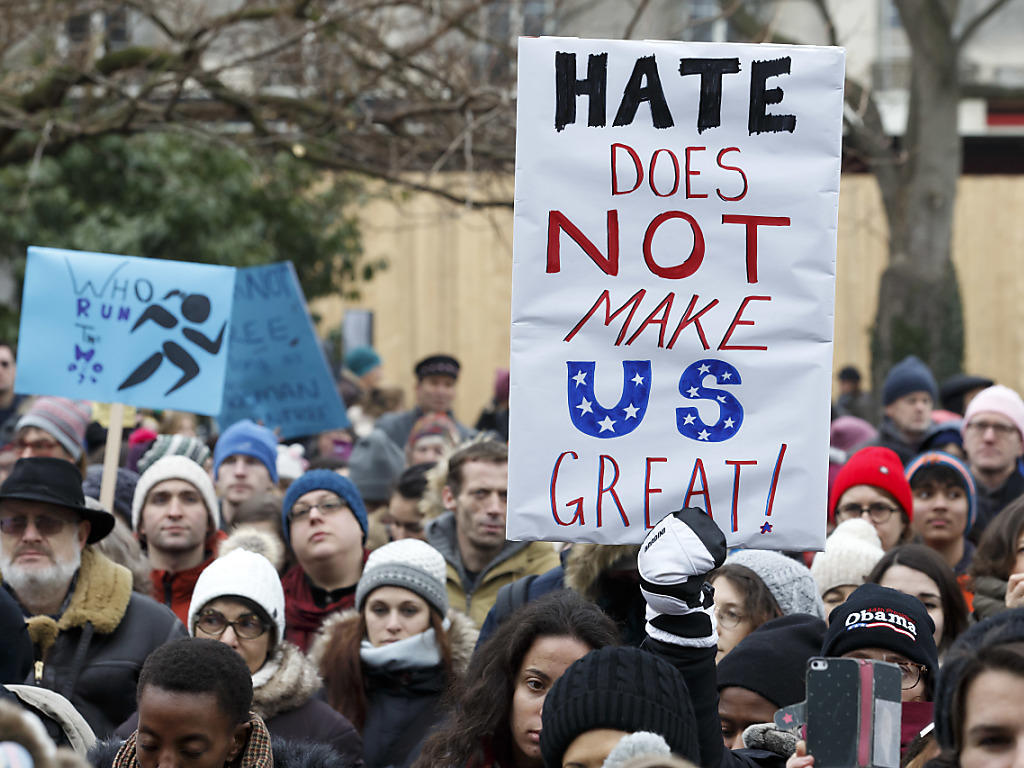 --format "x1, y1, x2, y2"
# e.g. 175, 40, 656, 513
310, 539, 478, 768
